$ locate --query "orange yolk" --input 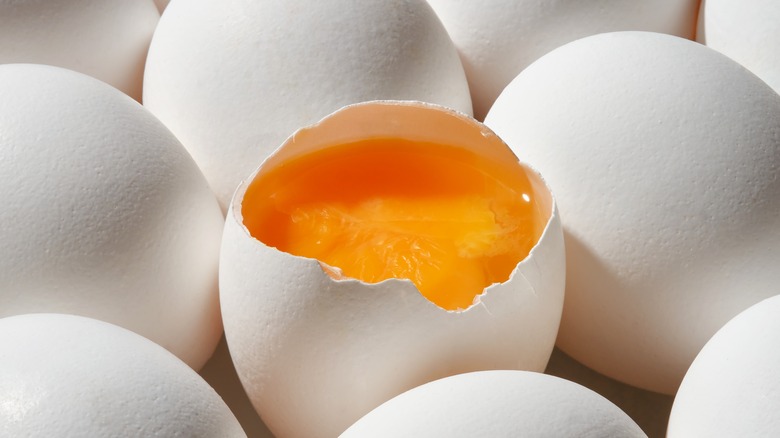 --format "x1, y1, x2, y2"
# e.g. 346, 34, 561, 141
242, 138, 545, 310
